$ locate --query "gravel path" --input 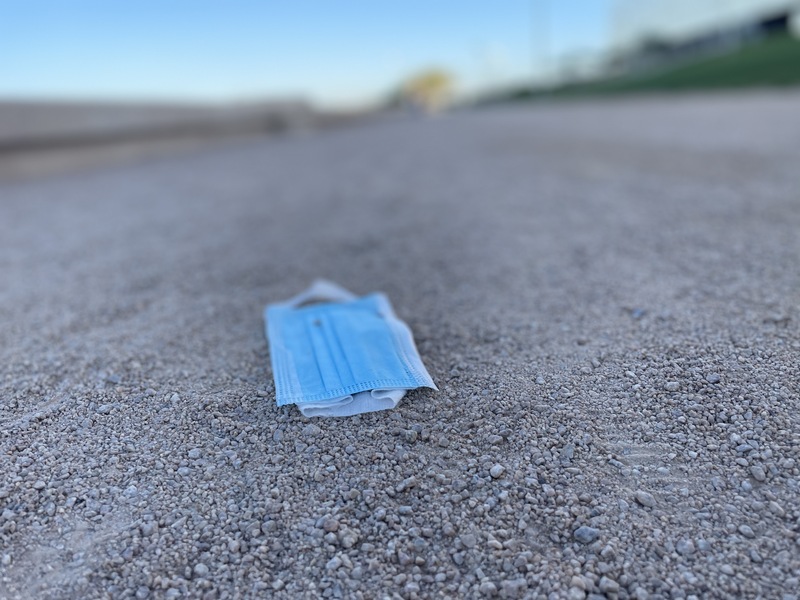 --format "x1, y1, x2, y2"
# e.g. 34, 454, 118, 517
1, 91, 799, 599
